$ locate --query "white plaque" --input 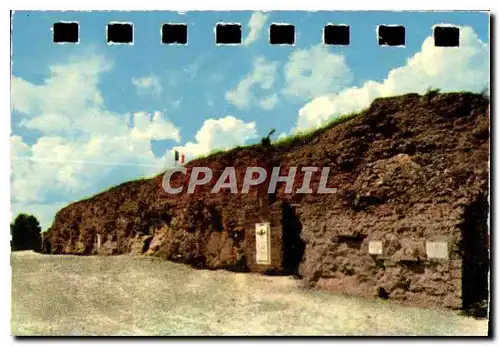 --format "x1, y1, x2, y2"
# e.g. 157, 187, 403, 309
97, 234, 101, 250
255, 222, 271, 265
368, 240, 383, 255
426, 241, 448, 259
